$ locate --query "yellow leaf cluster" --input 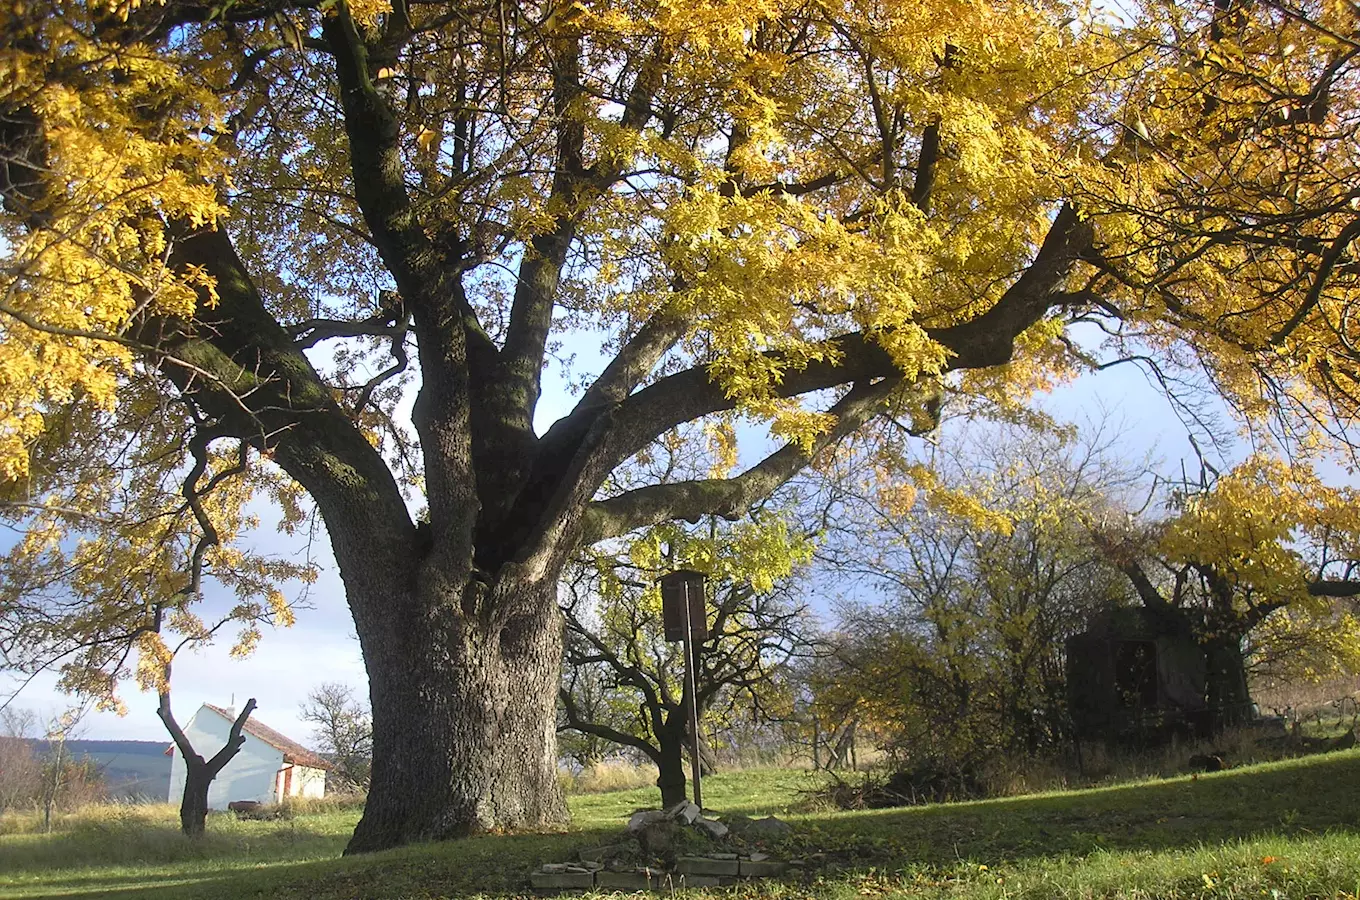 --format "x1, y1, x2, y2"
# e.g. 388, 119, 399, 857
1, 387, 315, 712
1160, 455, 1360, 615
0, 10, 227, 482
1068, 2, 1360, 434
